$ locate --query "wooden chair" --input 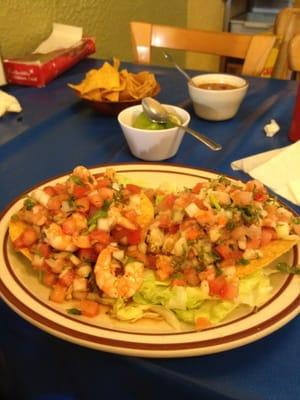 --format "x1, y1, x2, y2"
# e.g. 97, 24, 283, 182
288, 34, 300, 80
273, 7, 300, 79
130, 21, 278, 77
